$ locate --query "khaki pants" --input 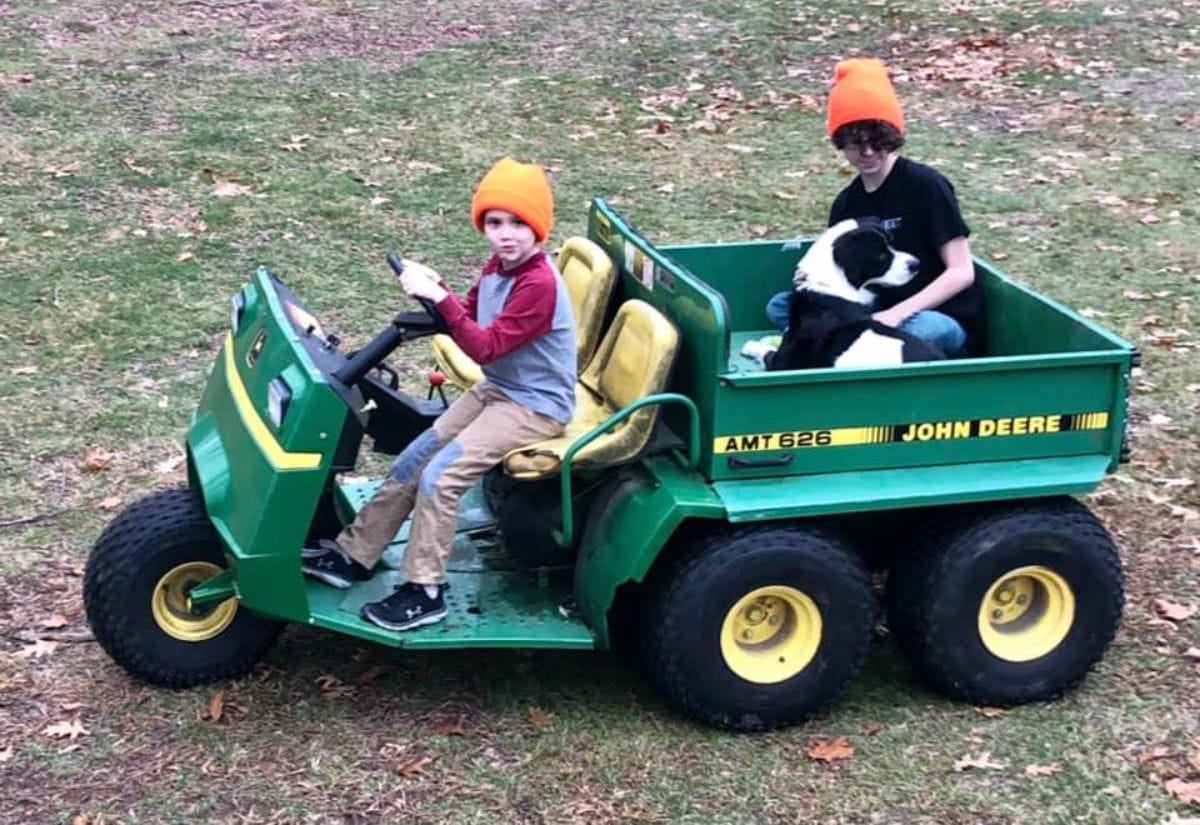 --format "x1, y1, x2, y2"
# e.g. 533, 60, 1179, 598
336, 384, 563, 584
